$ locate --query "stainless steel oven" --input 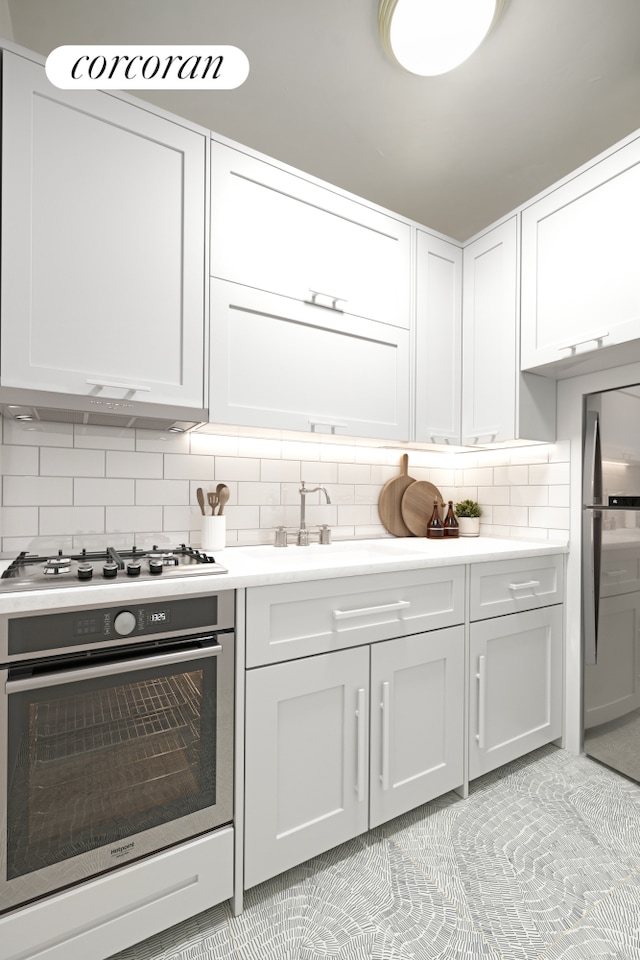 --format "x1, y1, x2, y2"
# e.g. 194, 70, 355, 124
0, 589, 234, 915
